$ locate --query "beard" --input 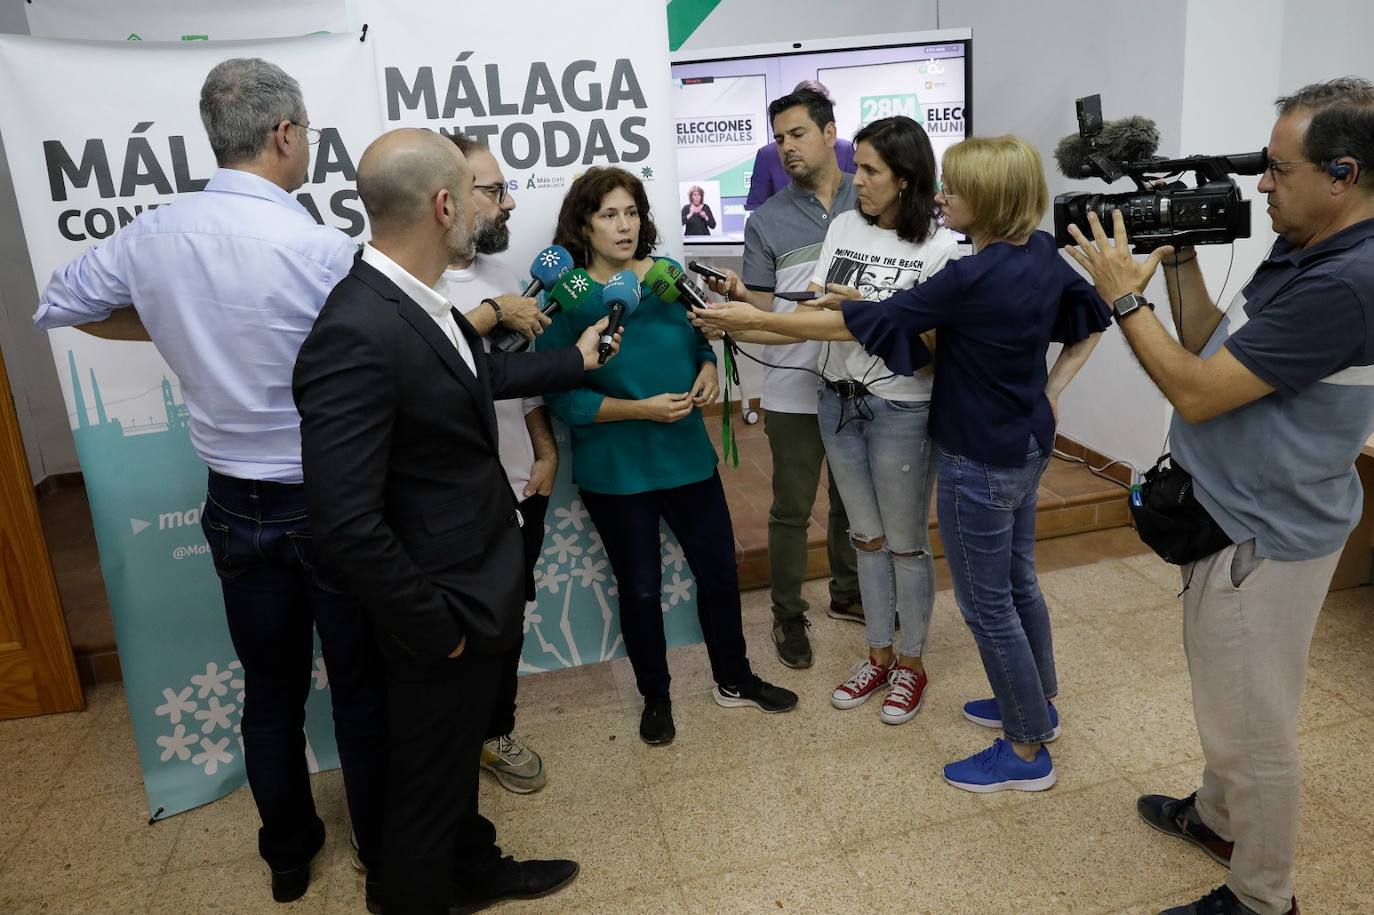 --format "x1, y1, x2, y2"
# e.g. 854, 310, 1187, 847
473, 214, 511, 255
444, 217, 476, 265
